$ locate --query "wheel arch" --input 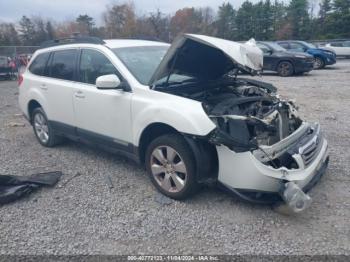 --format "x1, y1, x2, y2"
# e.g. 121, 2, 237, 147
28, 99, 42, 124
138, 122, 180, 164
138, 122, 219, 183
